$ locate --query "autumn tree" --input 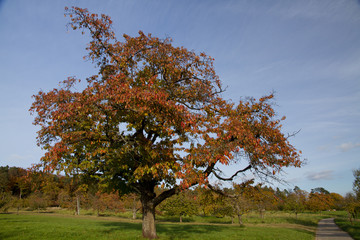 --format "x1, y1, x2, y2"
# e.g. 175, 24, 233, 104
284, 186, 307, 219
30, 7, 302, 238
250, 185, 276, 220
121, 193, 141, 219
195, 187, 225, 216
160, 190, 197, 222
344, 193, 359, 224
329, 192, 344, 210
230, 181, 258, 225
307, 188, 333, 212
89, 191, 125, 216
343, 168, 360, 224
